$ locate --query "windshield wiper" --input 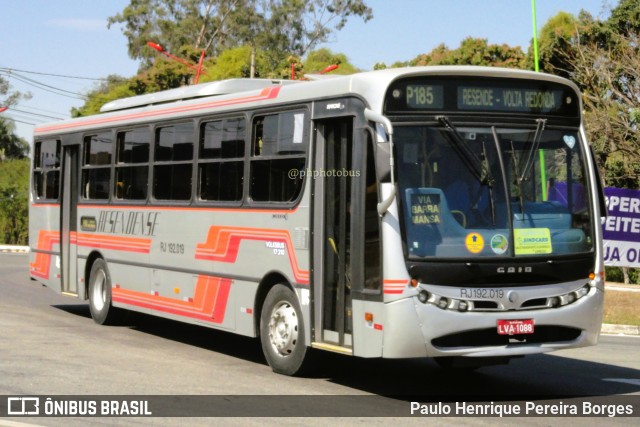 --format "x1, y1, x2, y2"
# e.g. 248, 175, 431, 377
510, 118, 547, 215
509, 138, 526, 215
436, 116, 495, 187
519, 118, 547, 183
